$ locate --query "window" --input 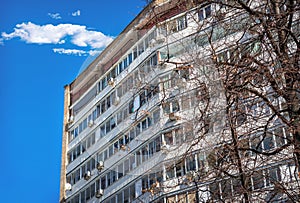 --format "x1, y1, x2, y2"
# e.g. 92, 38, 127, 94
142, 119, 147, 130
133, 47, 138, 59
155, 136, 161, 152
176, 161, 185, 177
127, 53, 133, 65
130, 154, 136, 170
250, 135, 263, 154
138, 42, 144, 55
199, 9, 204, 21
103, 150, 108, 160
80, 191, 86, 203
149, 141, 155, 157
123, 58, 128, 69
128, 75, 133, 90
175, 128, 184, 144
106, 95, 111, 109
162, 75, 172, 90
109, 145, 114, 157
135, 123, 141, 136
110, 117, 116, 130
101, 77, 107, 90
153, 109, 160, 123
205, 5, 212, 17
186, 155, 196, 171
252, 170, 264, 190
164, 132, 173, 145
163, 102, 170, 114
136, 151, 141, 166
101, 100, 106, 113
118, 62, 123, 74
129, 128, 135, 141
166, 164, 175, 179
124, 159, 130, 175
147, 117, 152, 127
140, 90, 147, 106
117, 85, 123, 98
100, 124, 105, 138
111, 169, 117, 182
266, 166, 281, 186
106, 121, 111, 134
117, 111, 123, 124
199, 5, 212, 21
142, 146, 148, 162
142, 176, 149, 190
177, 15, 187, 31
263, 132, 275, 151
107, 172, 111, 186
209, 182, 221, 200
129, 184, 135, 201
172, 100, 180, 112
129, 100, 134, 114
